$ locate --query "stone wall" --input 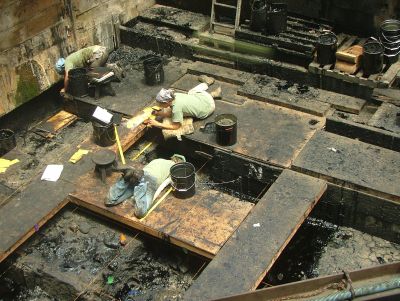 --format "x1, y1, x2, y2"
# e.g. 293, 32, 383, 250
0, 0, 155, 117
